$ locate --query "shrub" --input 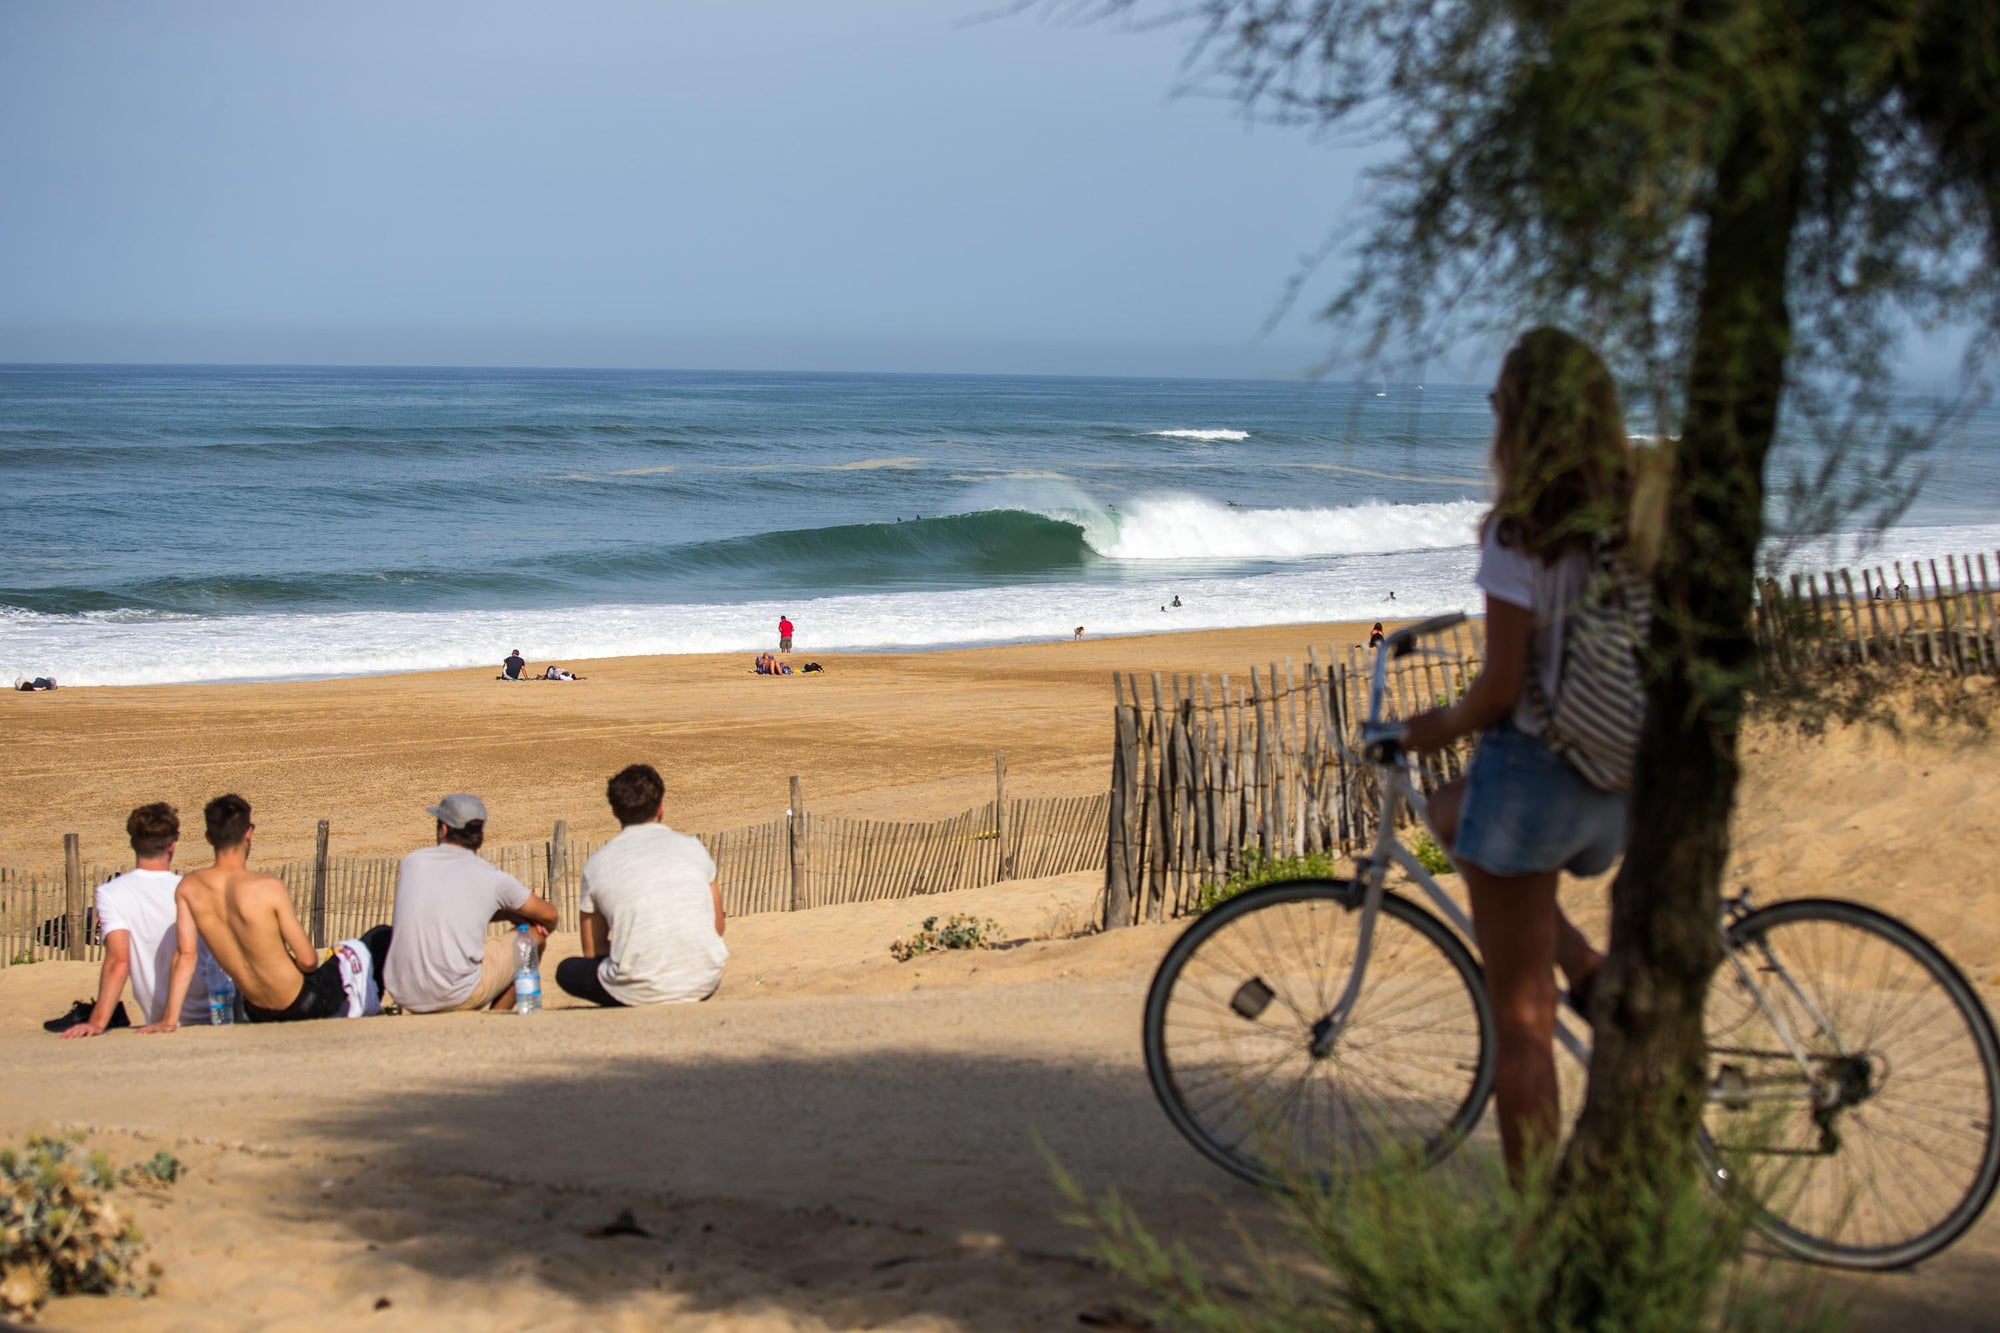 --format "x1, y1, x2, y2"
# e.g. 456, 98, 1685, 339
889, 914, 1002, 962
1054, 1145, 1844, 1333
1193, 849, 1345, 914
0, 1133, 179, 1319
1408, 829, 1454, 876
